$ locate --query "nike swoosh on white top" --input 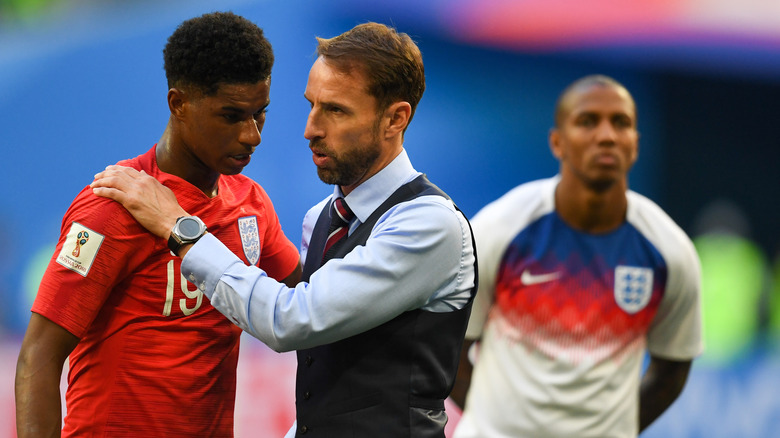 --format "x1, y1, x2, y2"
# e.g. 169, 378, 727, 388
520, 269, 561, 286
